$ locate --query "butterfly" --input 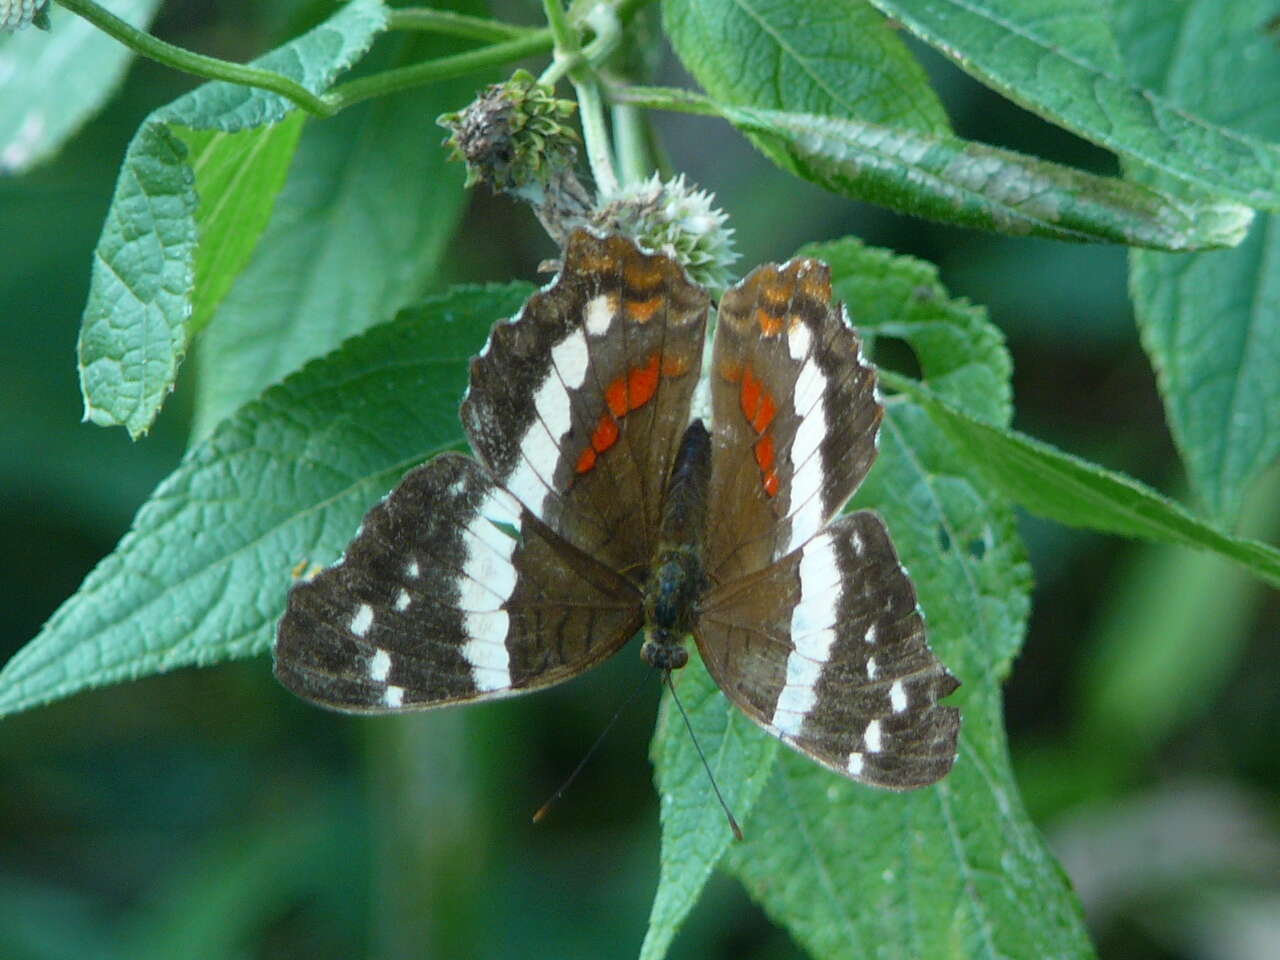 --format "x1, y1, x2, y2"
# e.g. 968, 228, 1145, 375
275, 230, 960, 789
